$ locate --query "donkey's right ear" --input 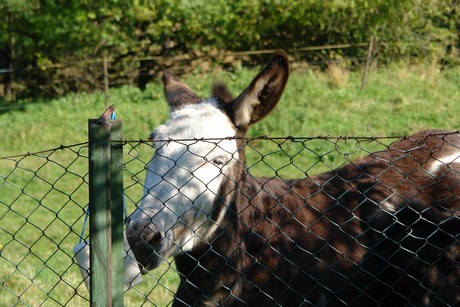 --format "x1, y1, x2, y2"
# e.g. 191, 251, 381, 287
226, 50, 289, 128
162, 71, 202, 111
